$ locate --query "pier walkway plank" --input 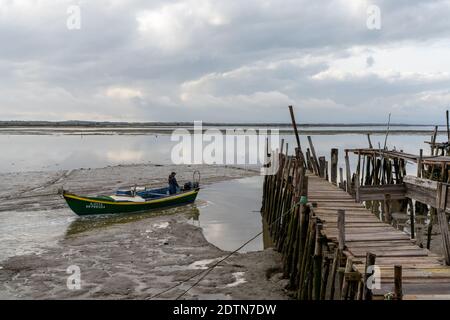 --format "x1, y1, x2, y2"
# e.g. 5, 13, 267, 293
308, 174, 450, 300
